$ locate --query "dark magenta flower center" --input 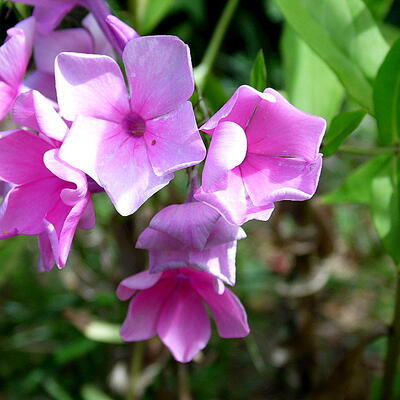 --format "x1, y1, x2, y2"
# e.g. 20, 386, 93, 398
123, 113, 146, 136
